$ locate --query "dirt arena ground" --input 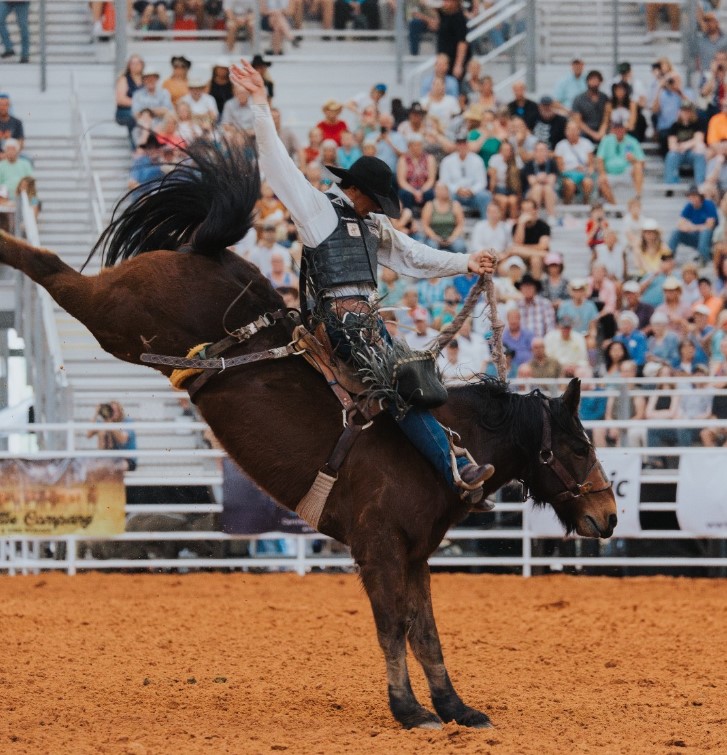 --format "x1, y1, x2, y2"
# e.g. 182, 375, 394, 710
1, 573, 725, 755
